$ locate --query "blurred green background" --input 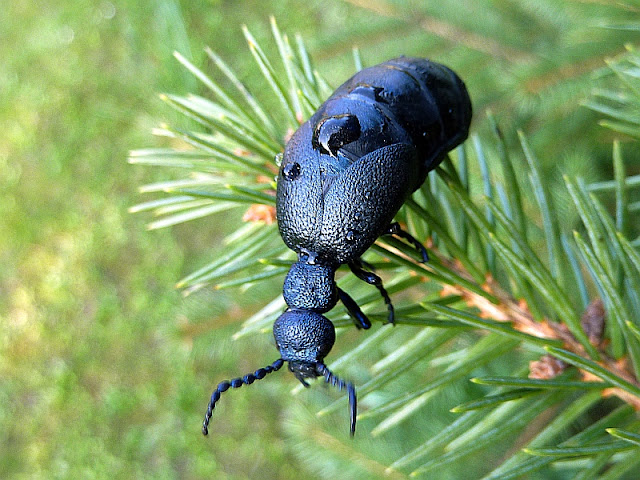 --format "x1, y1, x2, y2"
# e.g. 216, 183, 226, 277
2, 1, 639, 479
